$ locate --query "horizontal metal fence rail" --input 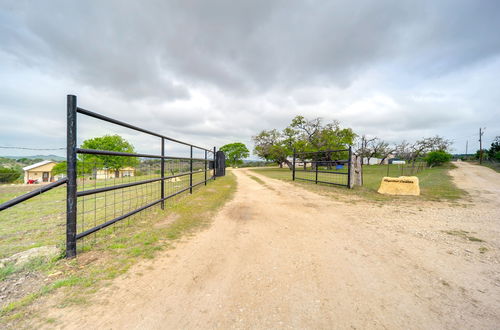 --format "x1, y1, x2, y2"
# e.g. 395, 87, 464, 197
0, 177, 68, 212
292, 147, 352, 188
297, 169, 348, 175
66, 94, 219, 258
295, 177, 349, 187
